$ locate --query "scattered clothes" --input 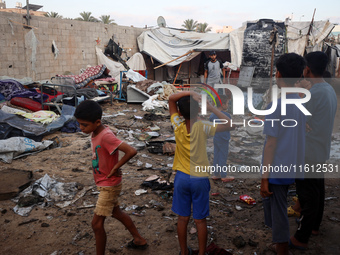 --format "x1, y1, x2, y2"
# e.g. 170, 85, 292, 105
0, 79, 48, 102
16, 110, 59, 124
61, 120, 81, 133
